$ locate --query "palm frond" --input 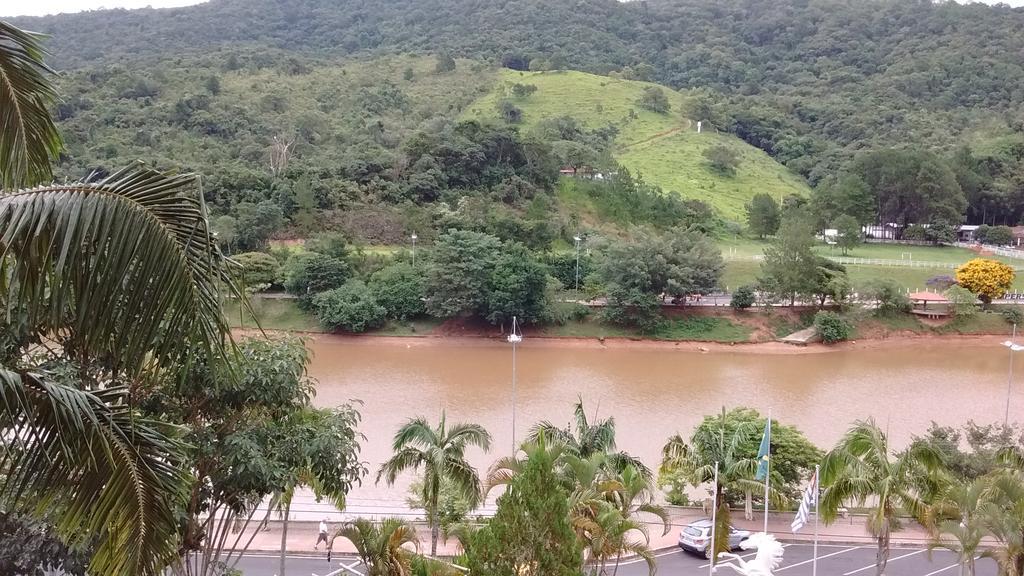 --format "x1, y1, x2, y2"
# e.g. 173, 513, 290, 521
445, 421, 492, 452
391, 416, 439, 452
1, 162, 236, 375
0, 21, 62, 190
377, 446, 426, 486
0, 368, 188, 576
